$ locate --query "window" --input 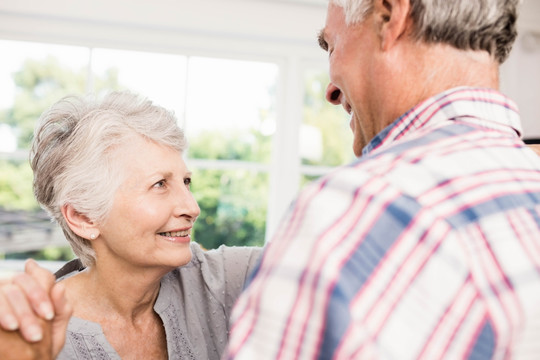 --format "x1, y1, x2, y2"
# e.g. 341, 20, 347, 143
0, 39, 282, 260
